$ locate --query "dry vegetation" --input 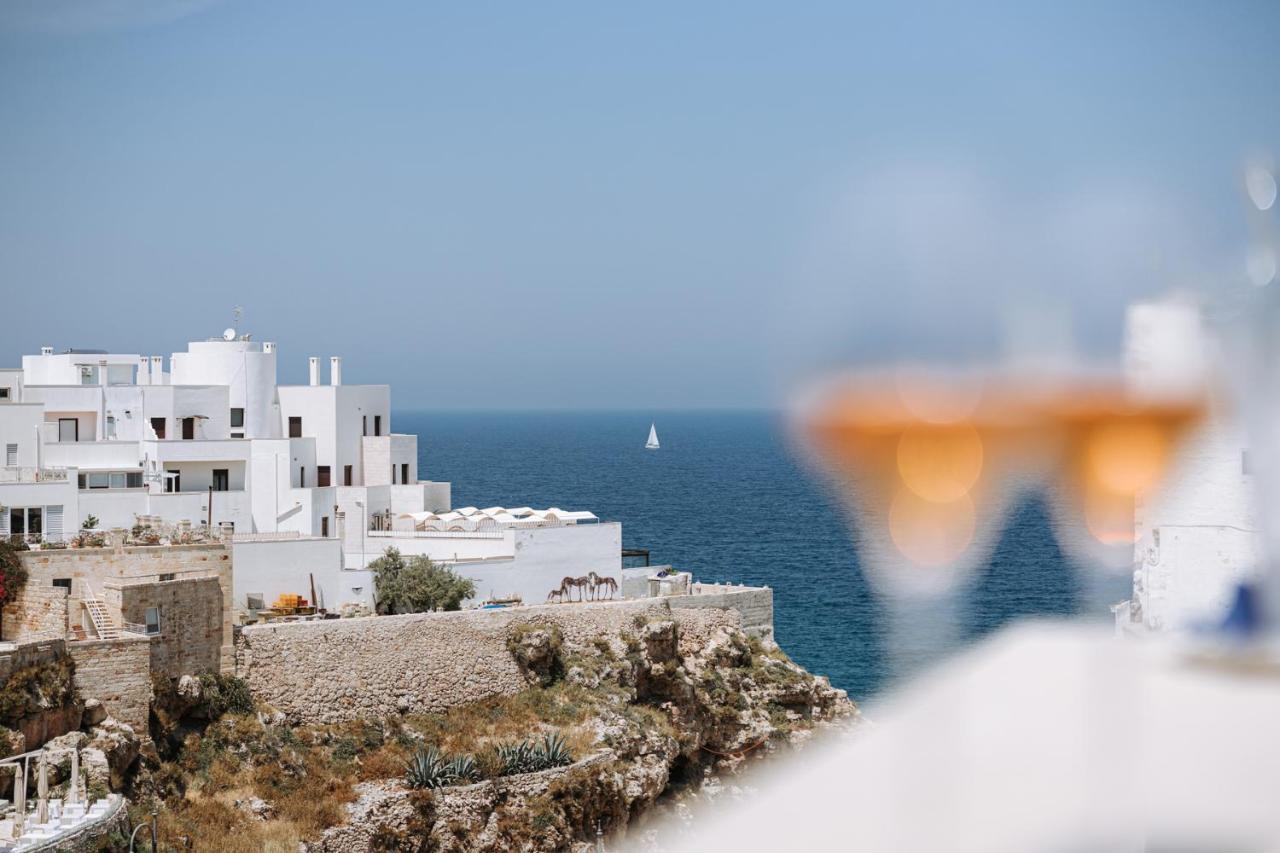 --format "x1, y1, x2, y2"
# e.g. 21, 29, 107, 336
132, 618, 849, 851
